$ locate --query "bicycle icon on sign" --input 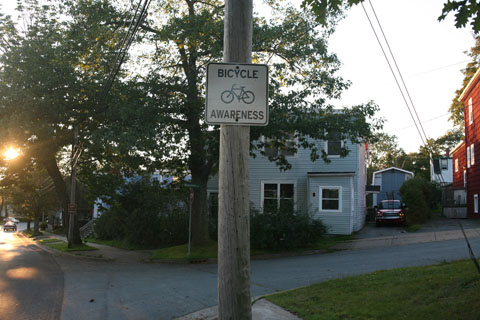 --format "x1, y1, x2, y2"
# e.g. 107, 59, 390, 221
220, 84, 255, 104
